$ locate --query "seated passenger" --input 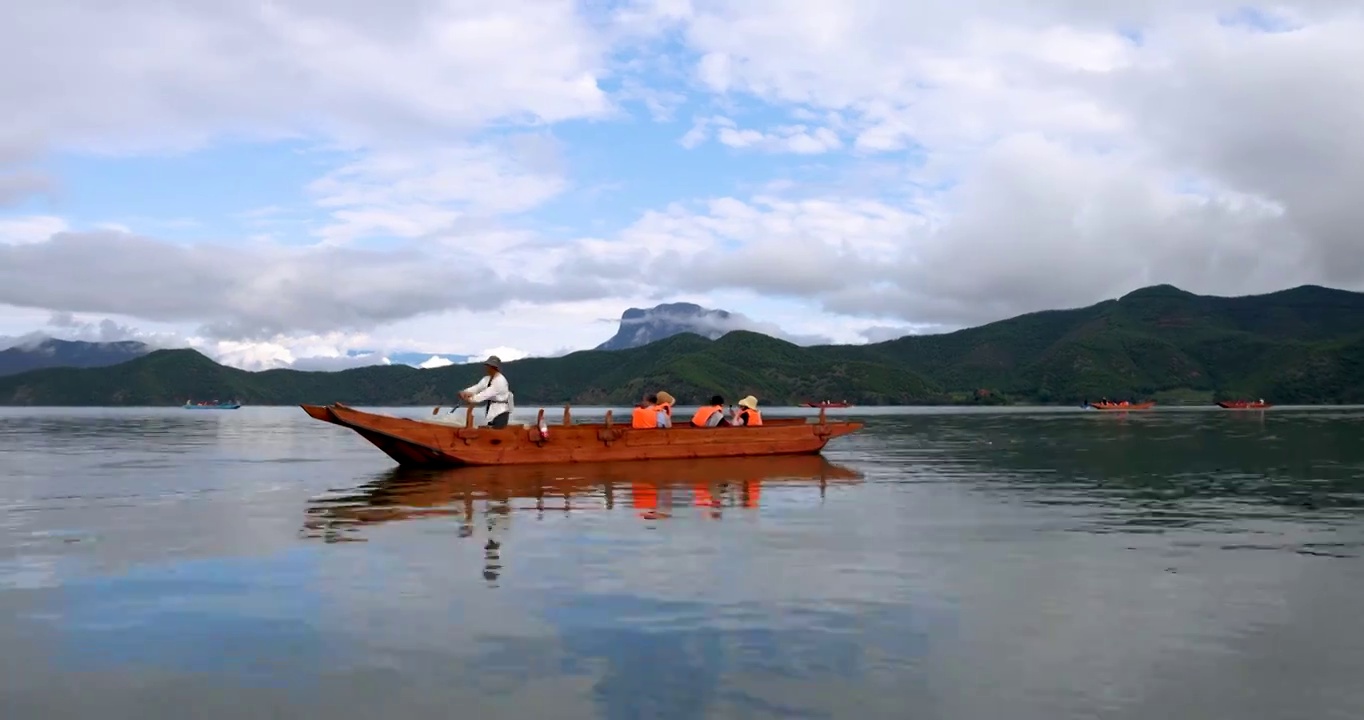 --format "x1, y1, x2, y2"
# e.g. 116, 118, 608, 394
691, 395, 729, 427
631, 394, 660, 428
733, 395, 763, 426
654, 391, 675, 427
